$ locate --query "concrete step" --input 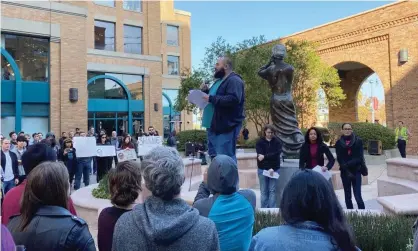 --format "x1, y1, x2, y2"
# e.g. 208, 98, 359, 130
238, 169, 258, 189
237, 153, 257, 170
386, 158, 418, 181
377, 176, 418, 197
377, 193, 418, 215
